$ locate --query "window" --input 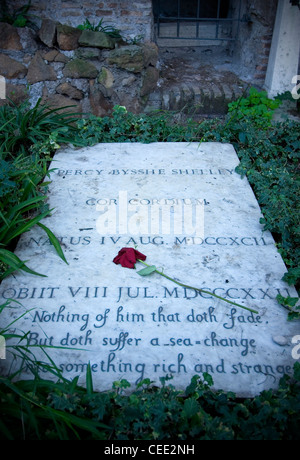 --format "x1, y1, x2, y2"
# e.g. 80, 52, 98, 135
153, 0, 242, 42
